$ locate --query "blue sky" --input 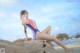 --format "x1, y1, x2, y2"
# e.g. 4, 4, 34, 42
0, 0, 80, 41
